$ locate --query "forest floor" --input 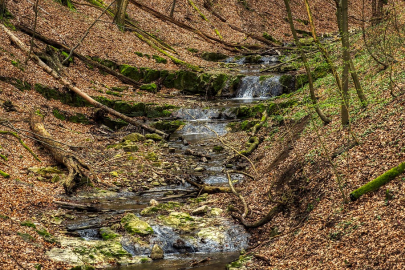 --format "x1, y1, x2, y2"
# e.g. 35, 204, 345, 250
1, 0, 405, 269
